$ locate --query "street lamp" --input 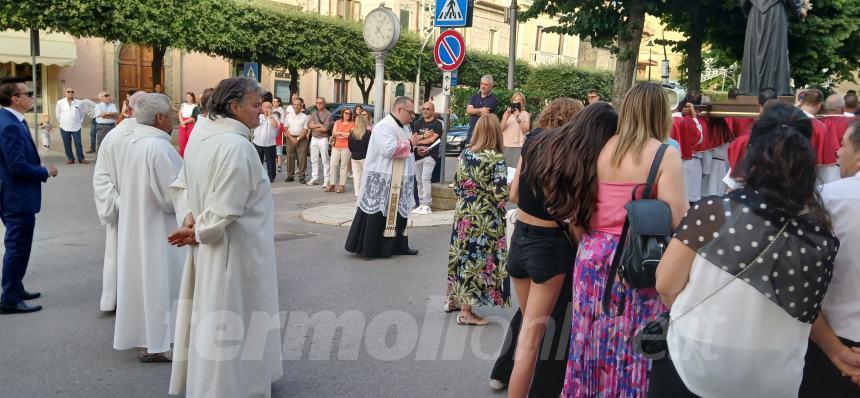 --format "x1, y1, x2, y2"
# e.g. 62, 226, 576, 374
646, 39, 654, 82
